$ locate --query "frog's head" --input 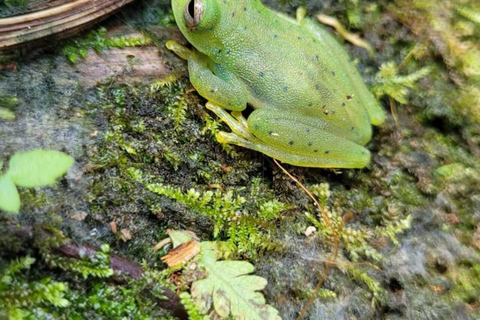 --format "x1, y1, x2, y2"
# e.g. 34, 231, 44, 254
171, 0, 221, 34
